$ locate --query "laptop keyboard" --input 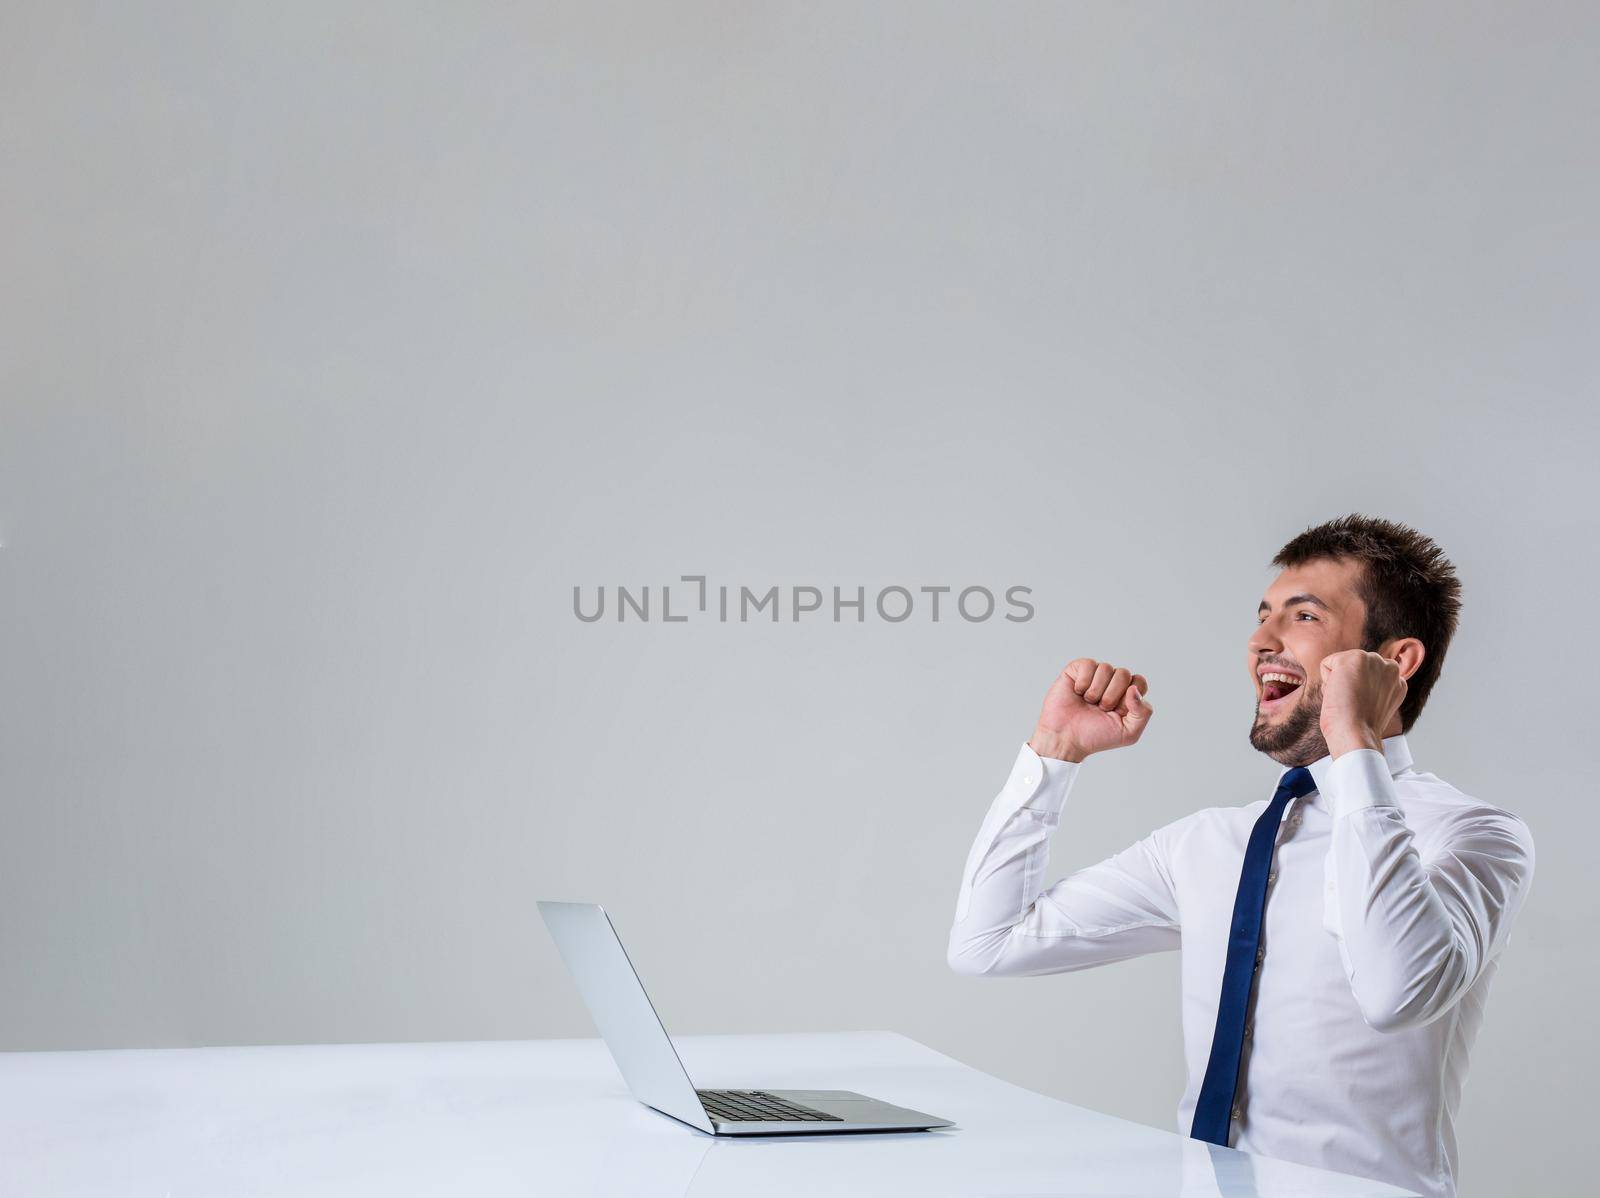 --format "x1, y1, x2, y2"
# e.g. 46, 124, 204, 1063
697, 1088, 844, 1123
